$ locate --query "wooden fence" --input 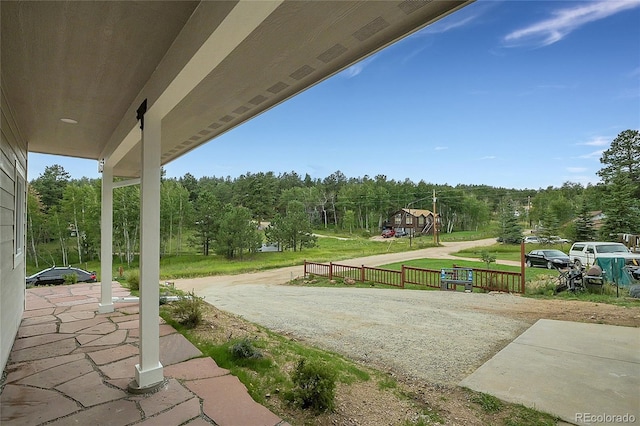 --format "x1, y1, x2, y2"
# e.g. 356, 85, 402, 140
303, 261, 524, 293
